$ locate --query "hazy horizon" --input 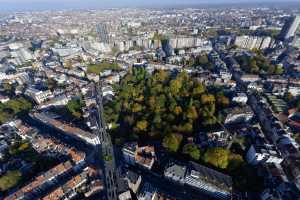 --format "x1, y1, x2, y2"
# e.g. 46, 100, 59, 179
0, 0, 300, 12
